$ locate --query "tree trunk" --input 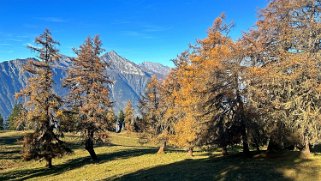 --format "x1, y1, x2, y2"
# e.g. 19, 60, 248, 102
301, 136, 311, 157
236, 83, 250, 156
157, 140, 166, 154
256, 144, 260, 152
267, 138, 282, 153
85, 133, 97, 161
242, 129, 250, 155
45, 157, 52, 168
131, 119, 136, 132
122, 122, 126, 130
187, 147, 193, 157
222, 145, 228, 156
